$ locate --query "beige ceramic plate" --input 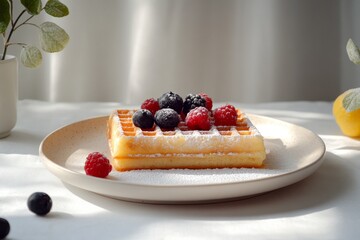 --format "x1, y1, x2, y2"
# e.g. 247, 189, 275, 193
39, 115, 325, 204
